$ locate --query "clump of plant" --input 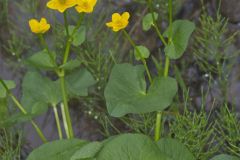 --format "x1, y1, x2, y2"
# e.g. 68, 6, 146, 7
168, 92, 219, 160
0, 0, 239, 160
193, 1, 239, 102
